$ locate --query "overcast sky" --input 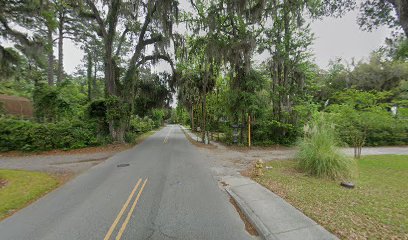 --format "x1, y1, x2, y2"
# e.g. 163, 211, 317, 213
61, 7, 391, 74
